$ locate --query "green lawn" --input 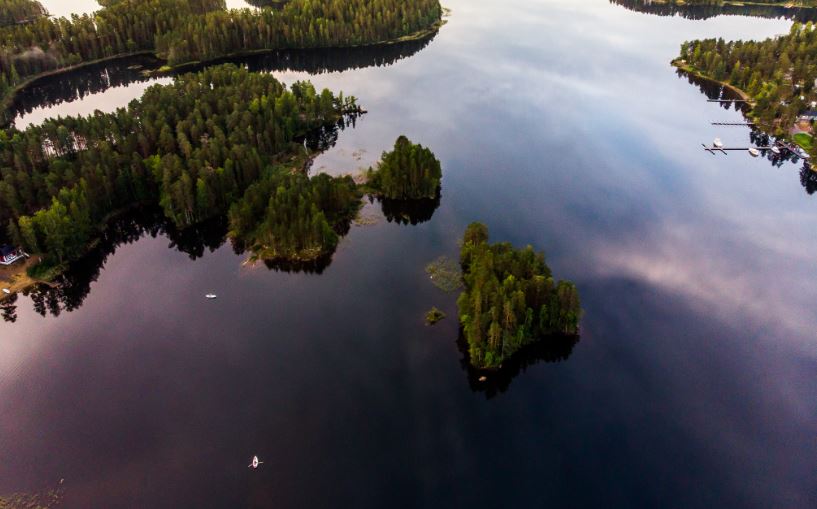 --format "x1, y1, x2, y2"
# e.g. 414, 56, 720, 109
794, 132, 814, 152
